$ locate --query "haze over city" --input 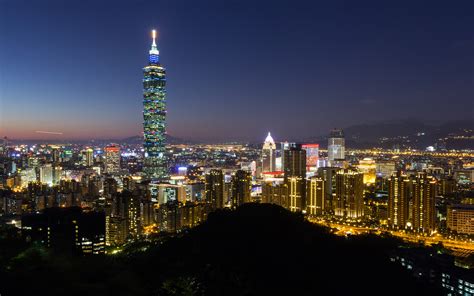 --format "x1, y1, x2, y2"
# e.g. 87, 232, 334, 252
1, 0, 473, 141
